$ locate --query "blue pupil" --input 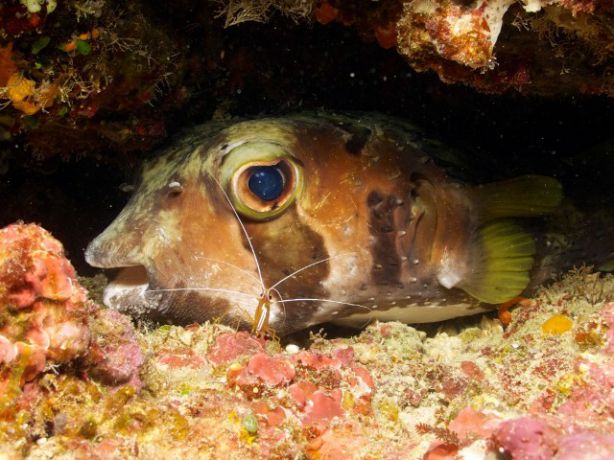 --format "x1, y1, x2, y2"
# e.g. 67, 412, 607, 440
248, 166, 284, 201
